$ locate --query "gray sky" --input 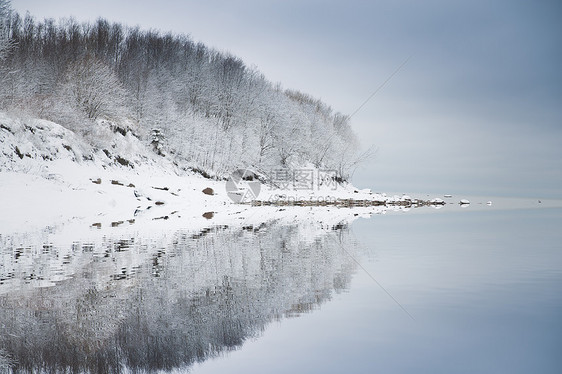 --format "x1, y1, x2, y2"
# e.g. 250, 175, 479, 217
11, 0, 562, 198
